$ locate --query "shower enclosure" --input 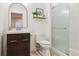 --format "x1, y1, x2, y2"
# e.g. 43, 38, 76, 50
51, 4, 70, 55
